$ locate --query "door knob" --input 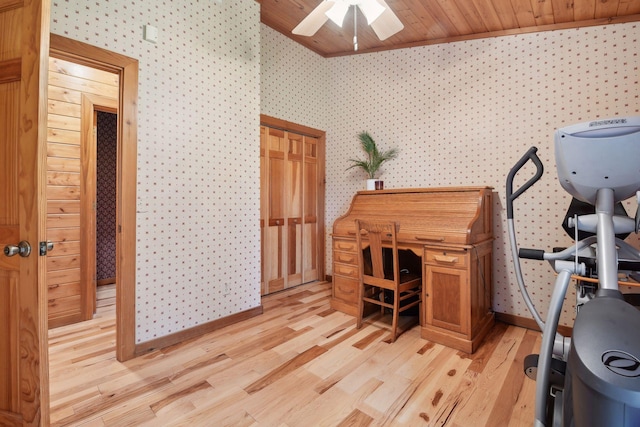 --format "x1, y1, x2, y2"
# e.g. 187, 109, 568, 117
4, 241, 32, 257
